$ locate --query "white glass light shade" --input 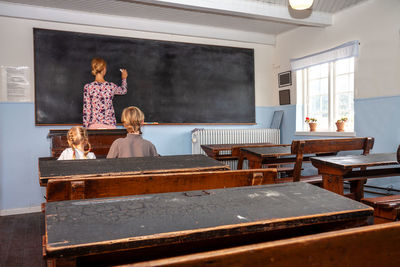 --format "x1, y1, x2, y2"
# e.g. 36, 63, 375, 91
289, 0, 314, 10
